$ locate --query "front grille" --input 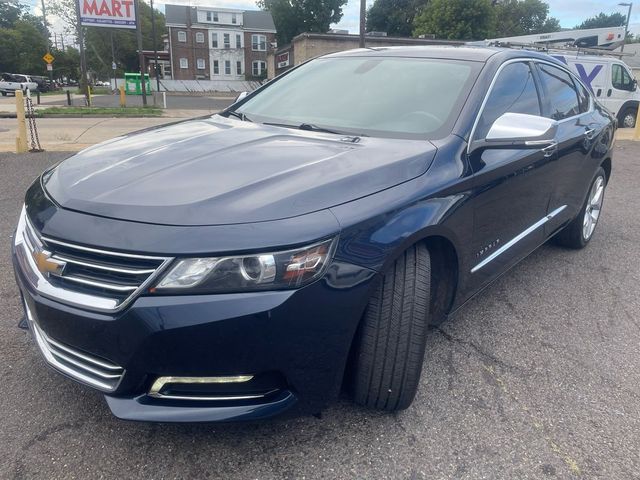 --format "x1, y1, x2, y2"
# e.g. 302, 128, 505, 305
19, 210, 172, 312
25, 301, 125, 392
